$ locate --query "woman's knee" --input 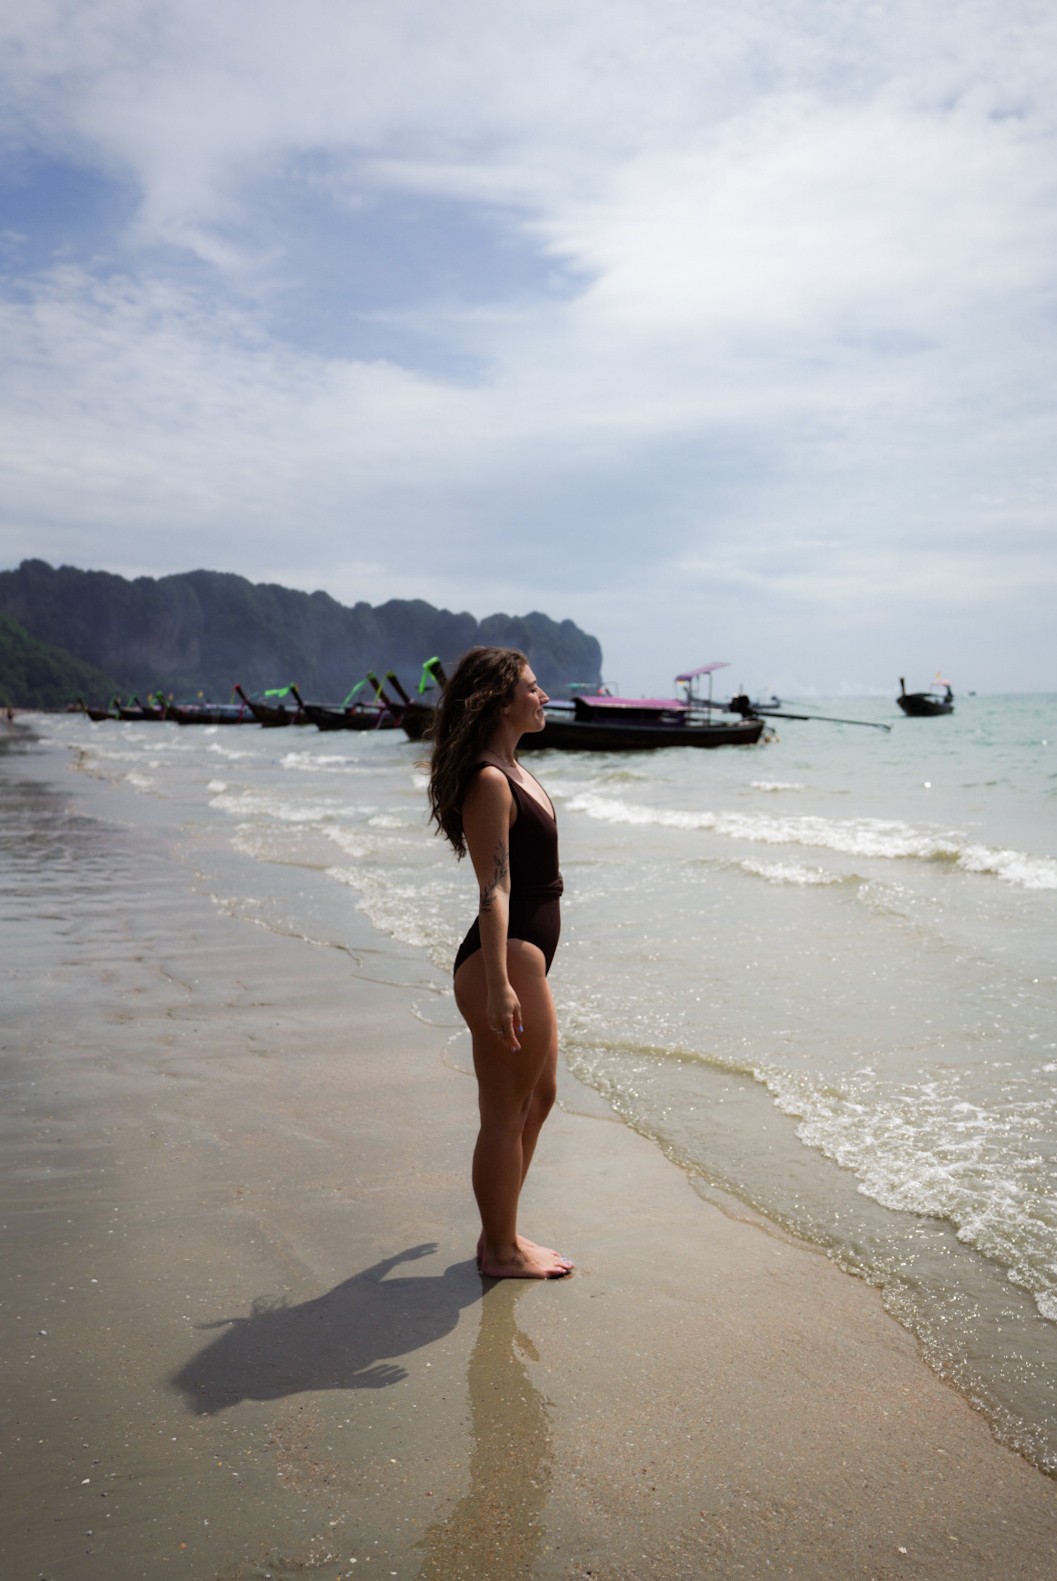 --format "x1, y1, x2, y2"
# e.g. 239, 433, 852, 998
477, 1085, 536, 1133
530, 1064, 558, 1116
